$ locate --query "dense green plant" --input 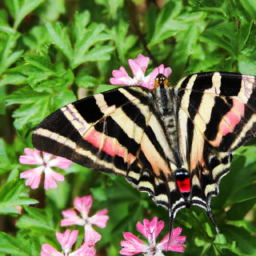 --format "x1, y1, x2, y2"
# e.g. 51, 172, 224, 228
1, 0, 256, 255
